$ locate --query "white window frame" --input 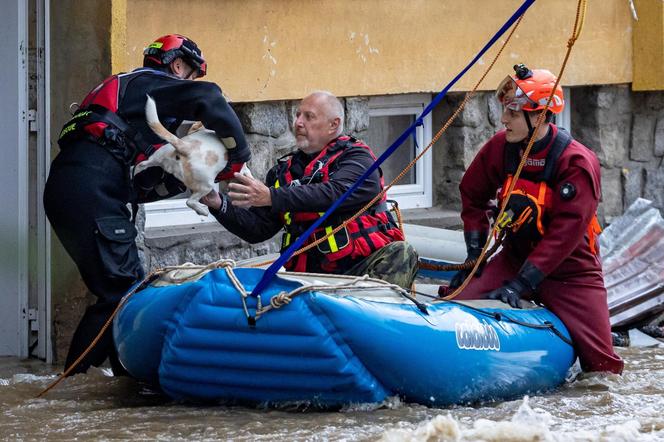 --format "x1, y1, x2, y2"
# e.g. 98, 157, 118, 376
368, 94, 433, 209
143, 196, 219, 229
558, 87, 572, 132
